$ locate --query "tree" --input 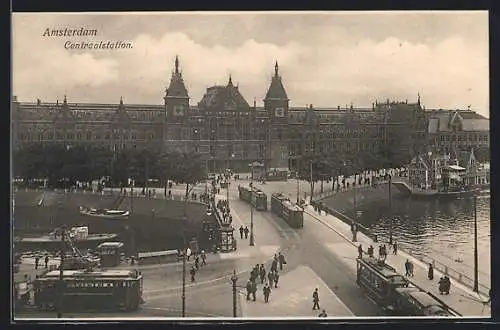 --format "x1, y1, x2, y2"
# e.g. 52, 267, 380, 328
170, 152, 205, 204
296, 155, 330, 200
